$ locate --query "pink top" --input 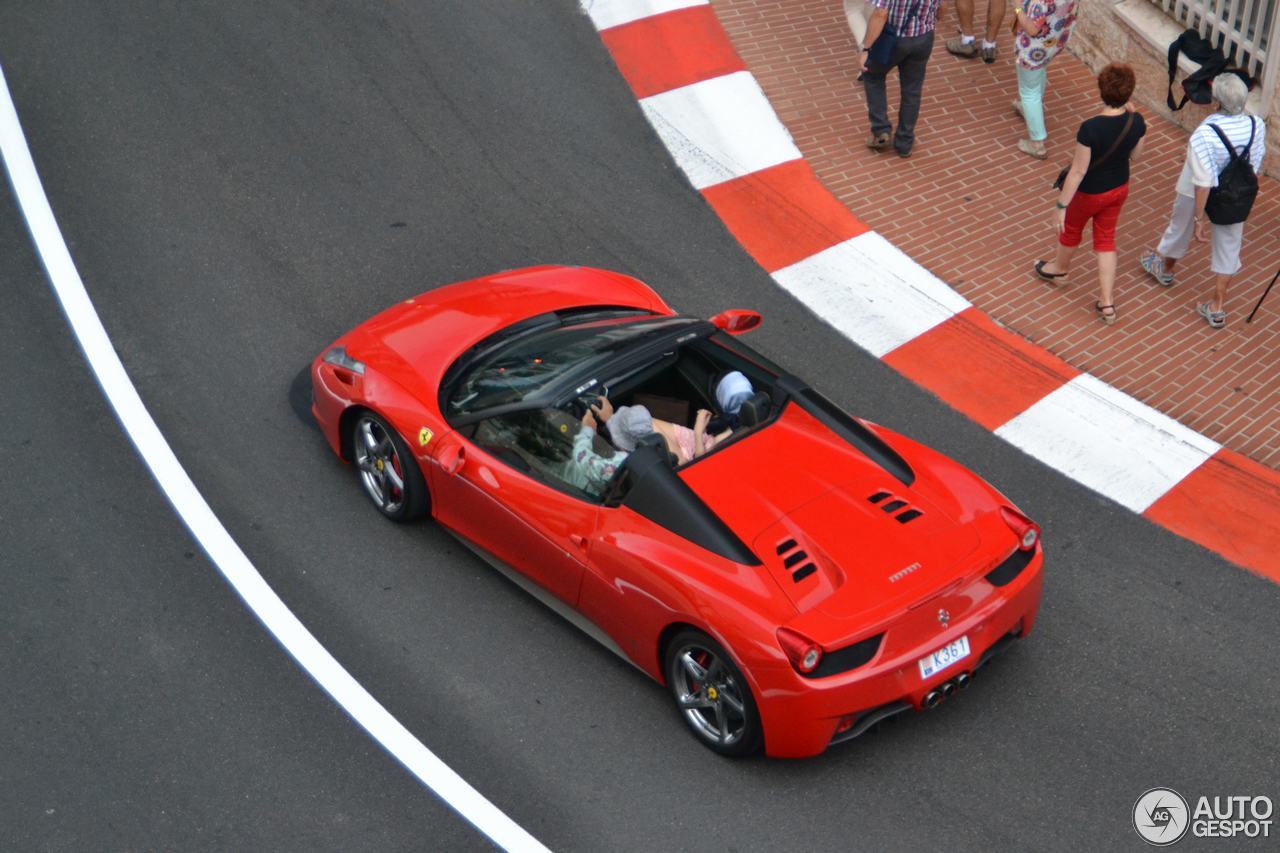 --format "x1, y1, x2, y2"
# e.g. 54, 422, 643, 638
672, 424, 725, 463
